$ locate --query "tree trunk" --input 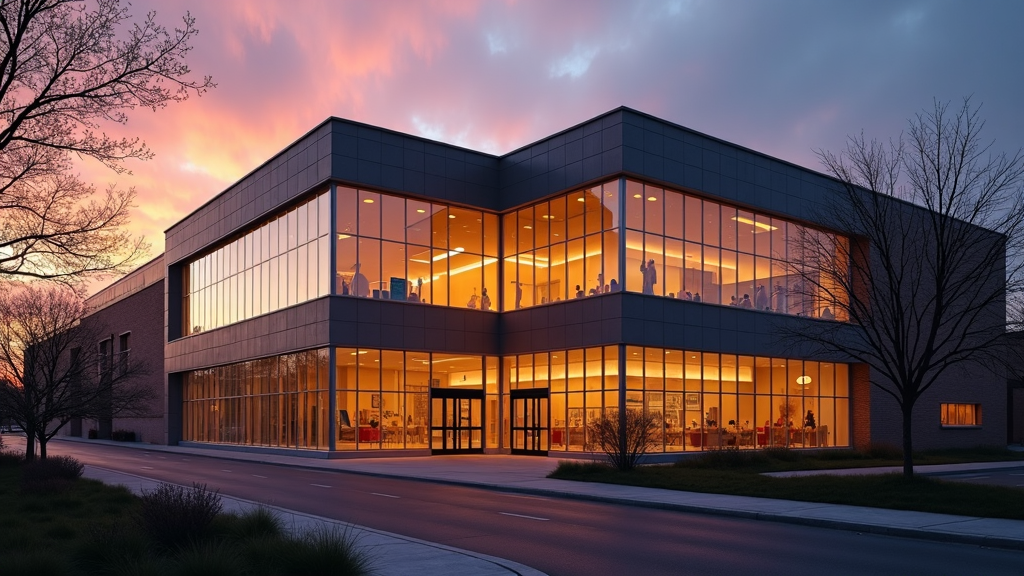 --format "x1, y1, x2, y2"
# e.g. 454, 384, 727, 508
39, 437, 47, 459
902, 404, 915, 478
24, 428, 36, 462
